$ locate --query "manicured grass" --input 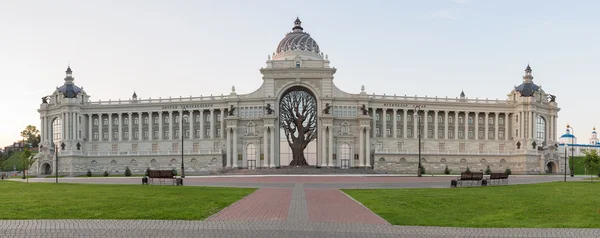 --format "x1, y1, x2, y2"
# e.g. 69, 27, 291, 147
76, 174, 145, 177
0, 181, 255, 220
344, 182, 600, 228
2, 151, 38, 171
